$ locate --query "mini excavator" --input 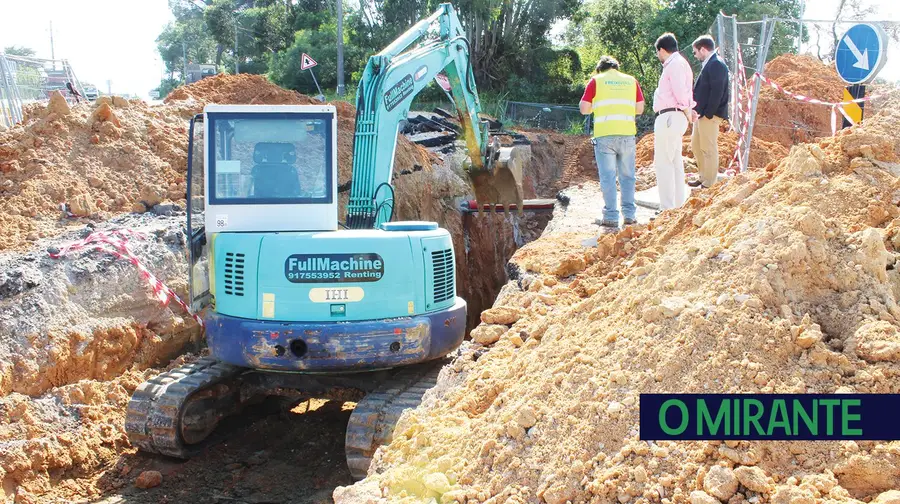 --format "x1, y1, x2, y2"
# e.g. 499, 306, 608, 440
125, 3, 527, 479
